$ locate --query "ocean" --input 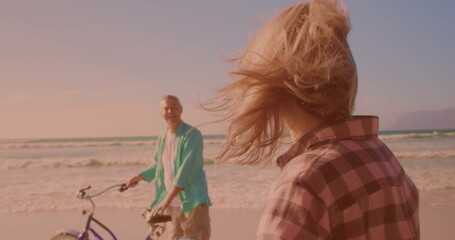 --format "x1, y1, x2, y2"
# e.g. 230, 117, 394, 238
1, 129, 454, 214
